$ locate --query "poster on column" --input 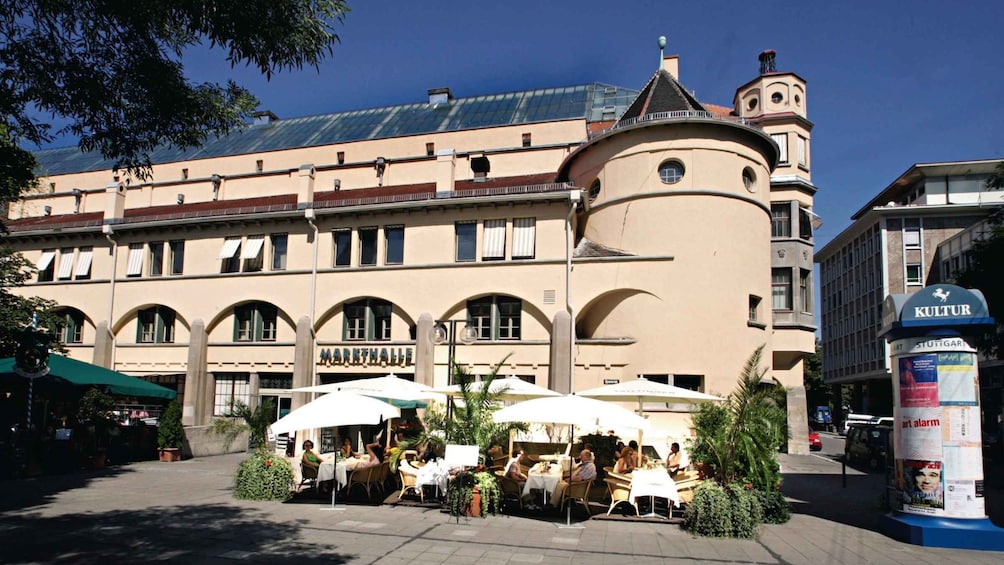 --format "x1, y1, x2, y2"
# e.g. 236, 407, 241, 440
936, 352, 979, 405
898, 407, 943, 460
901, 459, 944, 513
899, 354, 939, 407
